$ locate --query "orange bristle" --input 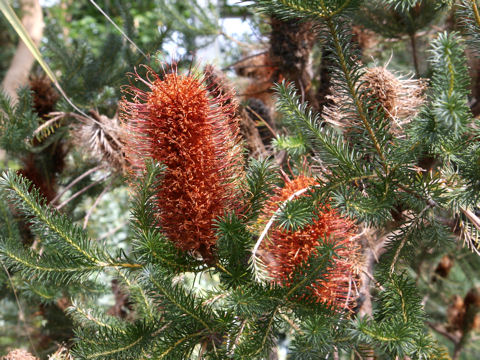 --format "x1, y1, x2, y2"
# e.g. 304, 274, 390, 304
120, 65, 244, 260
260, 175, 360, 309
